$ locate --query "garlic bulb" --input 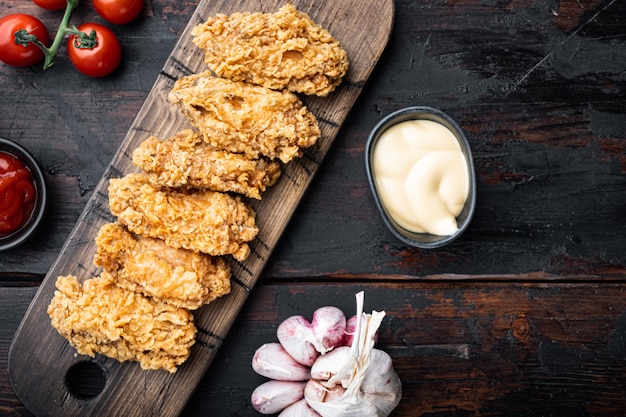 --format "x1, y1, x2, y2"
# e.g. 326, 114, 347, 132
304, 295, 401, 417
251, 292, 402, 417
